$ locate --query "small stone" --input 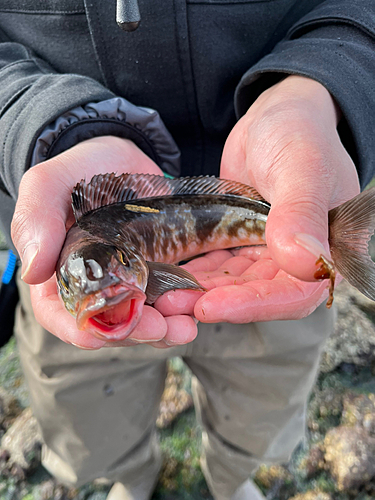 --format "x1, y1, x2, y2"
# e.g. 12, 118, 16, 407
40, 479, 56, 500
1, 407, 42, 474
254, 464, 292, 490
66, 487, 80, 499
303, 444, 325, 478
289, 491, 332, 500
159, 456, 179, 490
0, 448, 10, 463
53, 484, 69, 500
324, 426, 375, 490
0, 386, 22, 428
10, 462, 26, 481
341, 392, 375, 435
156, 369, 193, 429
338, 363, 358, 375
320, 282, 375, 373
307, 388, 343, 435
